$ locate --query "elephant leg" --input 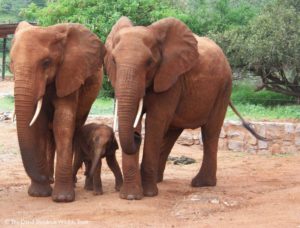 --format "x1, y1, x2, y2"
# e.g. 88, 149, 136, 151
119, 122, 143, 200
120, 152, 143, 200
84, 161, 93, 190
157, 128, 183, 183
52, 95, 77, 202
106, 154, 123, 191
191, 92, 229, 187
47, 131, 55, 184
28, 110, 52, 197
191, 128, 219, 187
72, 151, 82, 185
141, 119, 166, 197
92, 160, 103, 195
